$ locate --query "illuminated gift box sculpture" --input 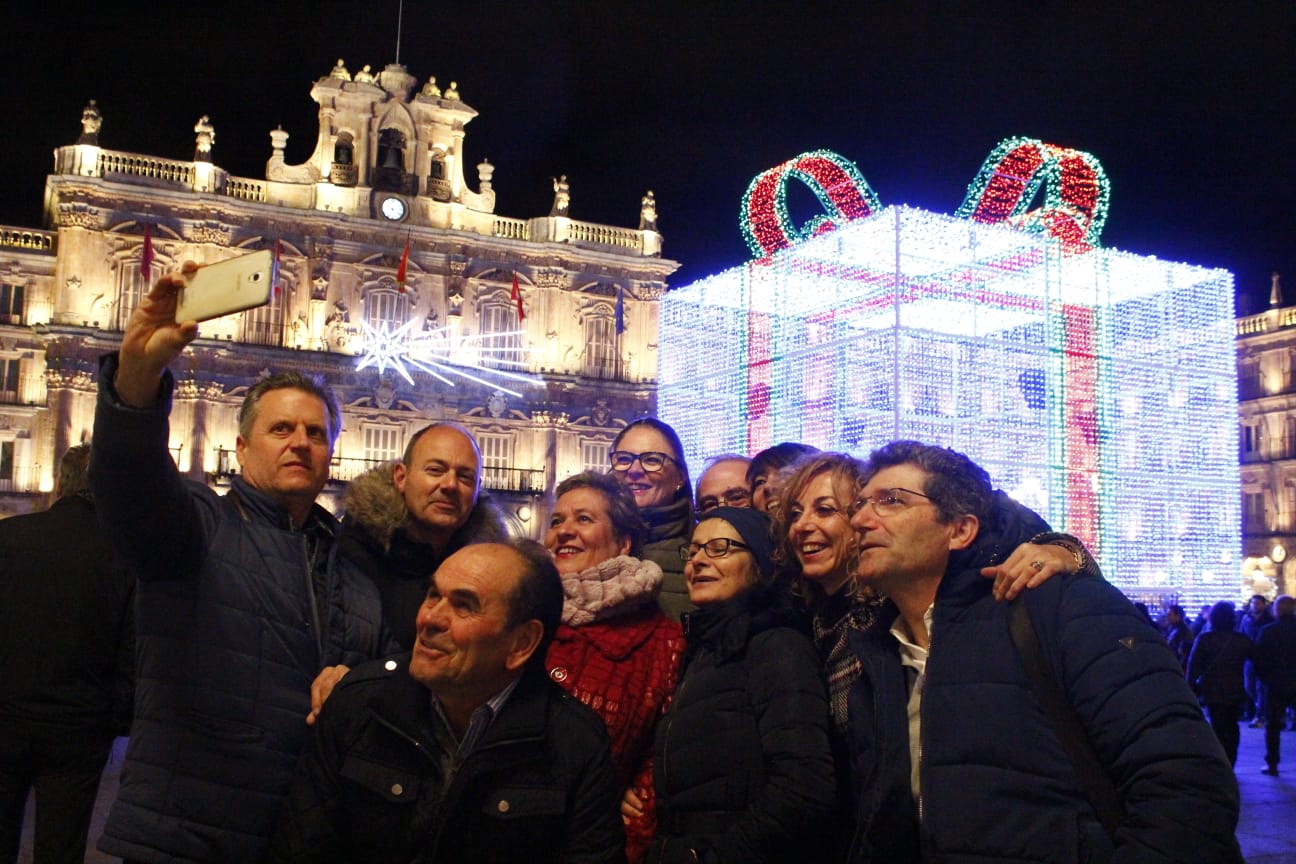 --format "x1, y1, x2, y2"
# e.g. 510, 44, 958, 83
660, 140, 1239, 607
